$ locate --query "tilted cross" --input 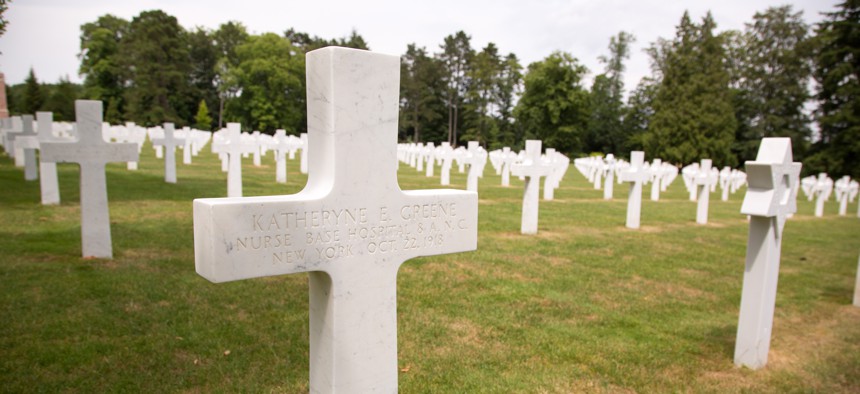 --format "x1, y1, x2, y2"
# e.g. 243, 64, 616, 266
40, 100, 138, 258
734, 137, 801, 370
193, 47, 478, 392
